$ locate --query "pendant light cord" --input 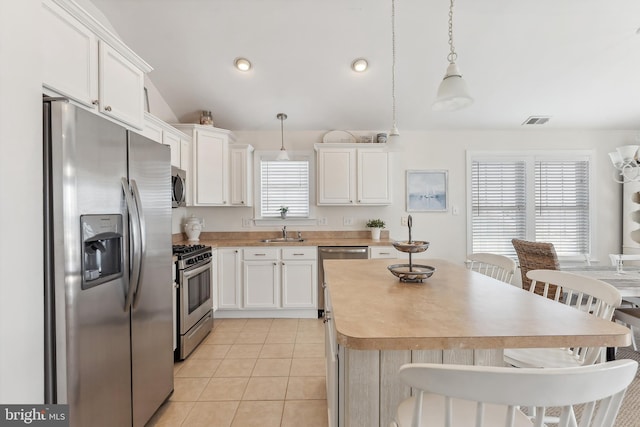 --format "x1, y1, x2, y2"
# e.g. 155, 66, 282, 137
280, 117, 284, 150
391, 0, 398, 134
447, 0, 457, 63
